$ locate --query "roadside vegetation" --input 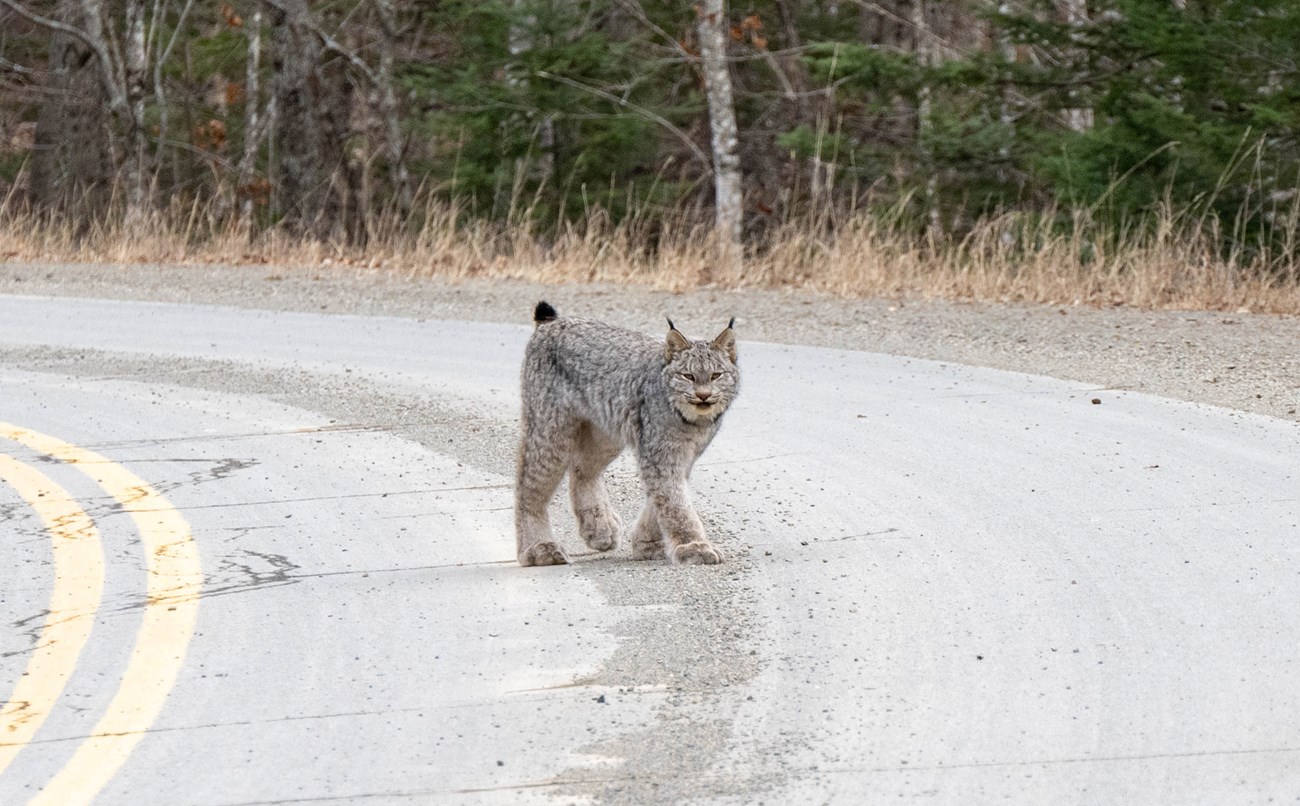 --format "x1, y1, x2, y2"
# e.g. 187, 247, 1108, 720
0, 1, 1297, 313
6, 196, 1297, 312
